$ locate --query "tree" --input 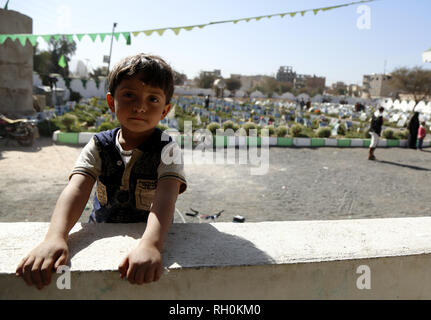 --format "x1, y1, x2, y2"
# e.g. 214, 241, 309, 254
33, 36, 77, 80
48, 36, 77, 78
225, 77, 241, 93
173, 70, 187, 85
389, 67, 431, 105
195, 72, 216, 89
